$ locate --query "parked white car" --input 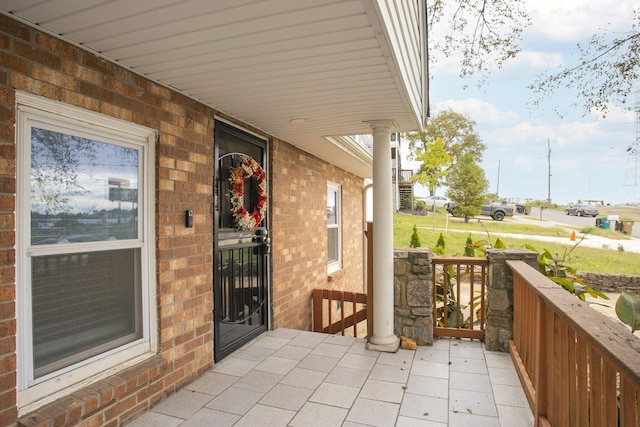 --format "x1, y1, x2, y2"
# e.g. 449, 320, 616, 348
420, 196, 451, 208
